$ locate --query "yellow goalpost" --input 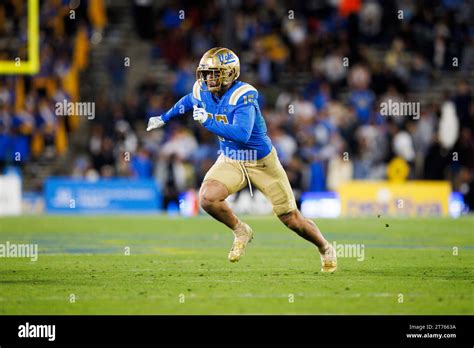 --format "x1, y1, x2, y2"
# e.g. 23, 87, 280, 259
0, 0, 39, 75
